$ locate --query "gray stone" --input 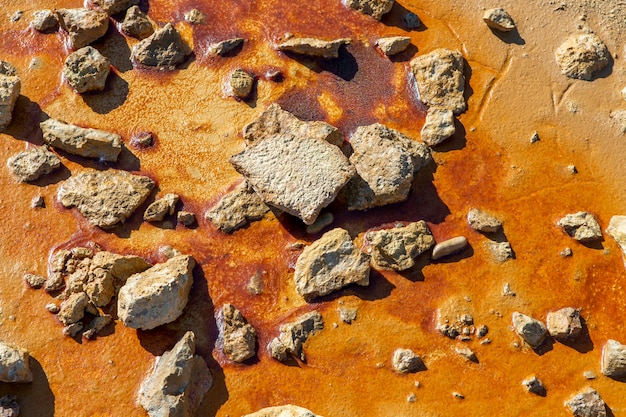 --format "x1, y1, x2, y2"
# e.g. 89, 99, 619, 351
556, 33, 609, 81
24, 273, 46, 289
63, 46, 110, 93
432, 236, 468, 260
57, 8, 109, 49
522, 376, 545, 395
229, 69, 254, 99
421, 108, 455, 146
0, 395, 19, 417
132, 23, 187, 68
7, 147, 60, 182
483, 8, 515, 32
219, 304, 257, 363
209, 38, 244, 56
345, 0, 394, 20
0, 74, 21, 131
90, 0, 136, 15
566, 388, 607, 417
243, 405, 321, 417
601, 339, 626, 378
0, 341, 32, 383
277, 37, 350, 59
32, 9, 59, 32
376, 36, 411, 56
41, 118, 121, 162
367, 221, 435, 270
547, 307, 583, 340
467, 208, 502, 233
144, 194, 179, 222
512, 312, 547, 348
486, 241, 514, 262
558, 212, 602, 242
267, 311, 323, 362
403, 12, 422, 29
205, 183, 270, 233
607, 216, 626, 263
177, 211, 196, 227
392, 348, 424, 373
121, 6, 153, 39
57, 292, 89, 325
